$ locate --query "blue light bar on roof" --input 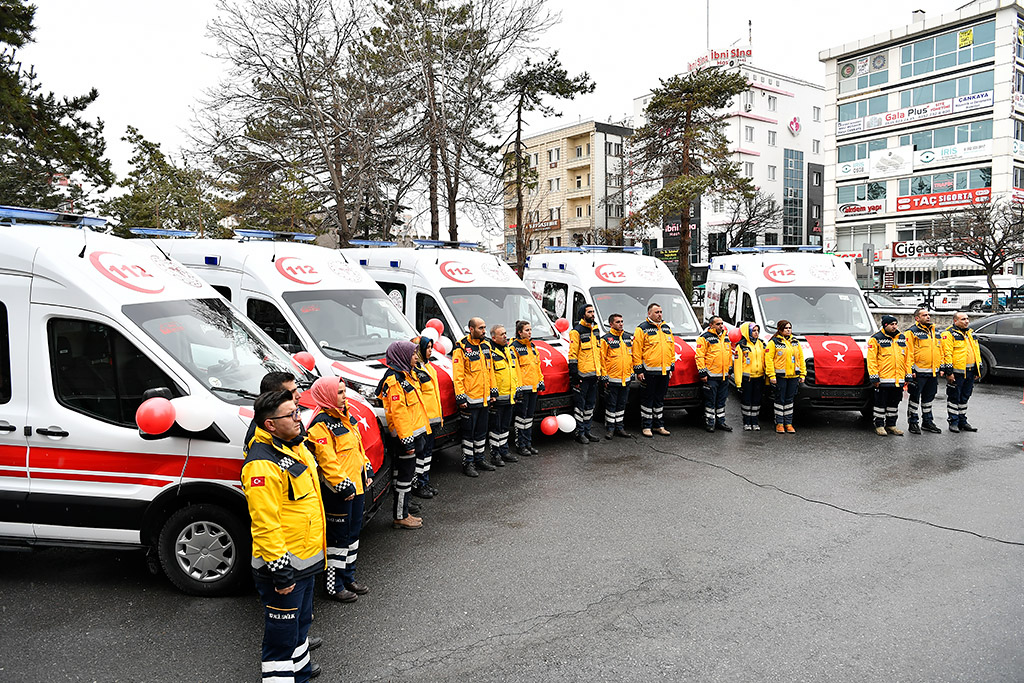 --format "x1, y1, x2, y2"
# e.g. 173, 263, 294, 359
797, 245, 823, 252
0, 205, 107, 227
349, 239, 398, 247
579, 245, 642, 253
412, 239, 479, 249
129, 227, 198, 238
286, 231, 315, 242
546, 246, 584, 252
234, 229, 277, 240
205, 256, 221, 266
